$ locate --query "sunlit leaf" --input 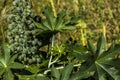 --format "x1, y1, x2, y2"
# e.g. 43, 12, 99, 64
33, 5, 76, 38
